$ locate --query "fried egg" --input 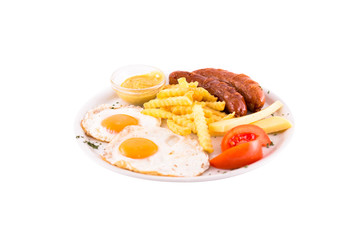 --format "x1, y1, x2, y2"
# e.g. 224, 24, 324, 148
101, 125, 209, 177
81, 104, 161, 142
